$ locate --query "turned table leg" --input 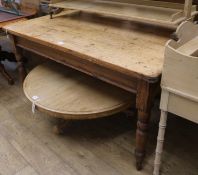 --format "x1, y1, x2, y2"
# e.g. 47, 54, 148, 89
153, 110, 168, 175
135, 79, 158, 170
10, 35, 27, 82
